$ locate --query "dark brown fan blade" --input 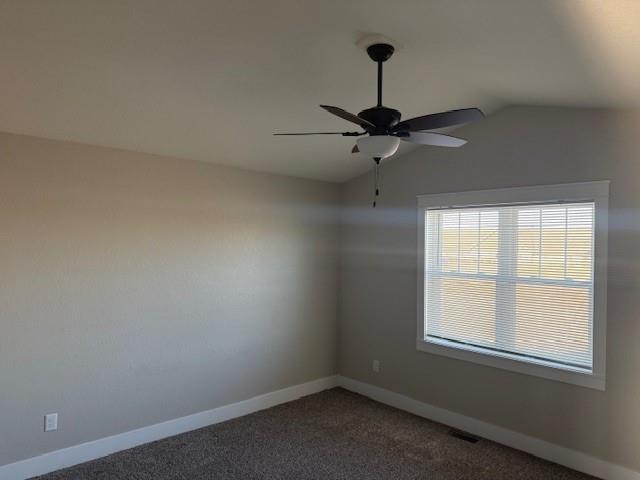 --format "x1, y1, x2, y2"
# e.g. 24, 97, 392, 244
351, 144, 359, 153
400, 132, 467, 147
320, 105, 375, 130
393, 108, 484, 133
273, 131, 364, 136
